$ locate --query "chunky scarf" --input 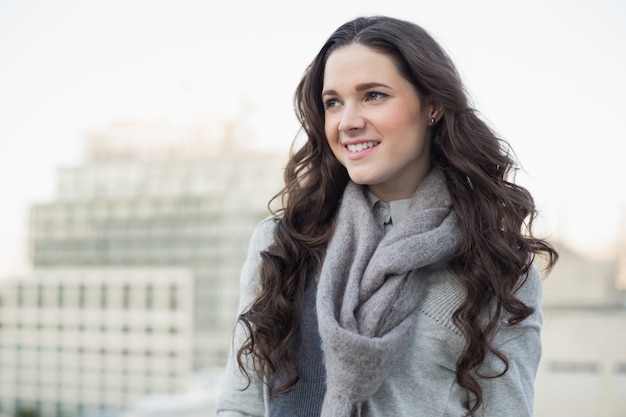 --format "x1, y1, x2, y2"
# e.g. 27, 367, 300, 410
316, 167, 463, 417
